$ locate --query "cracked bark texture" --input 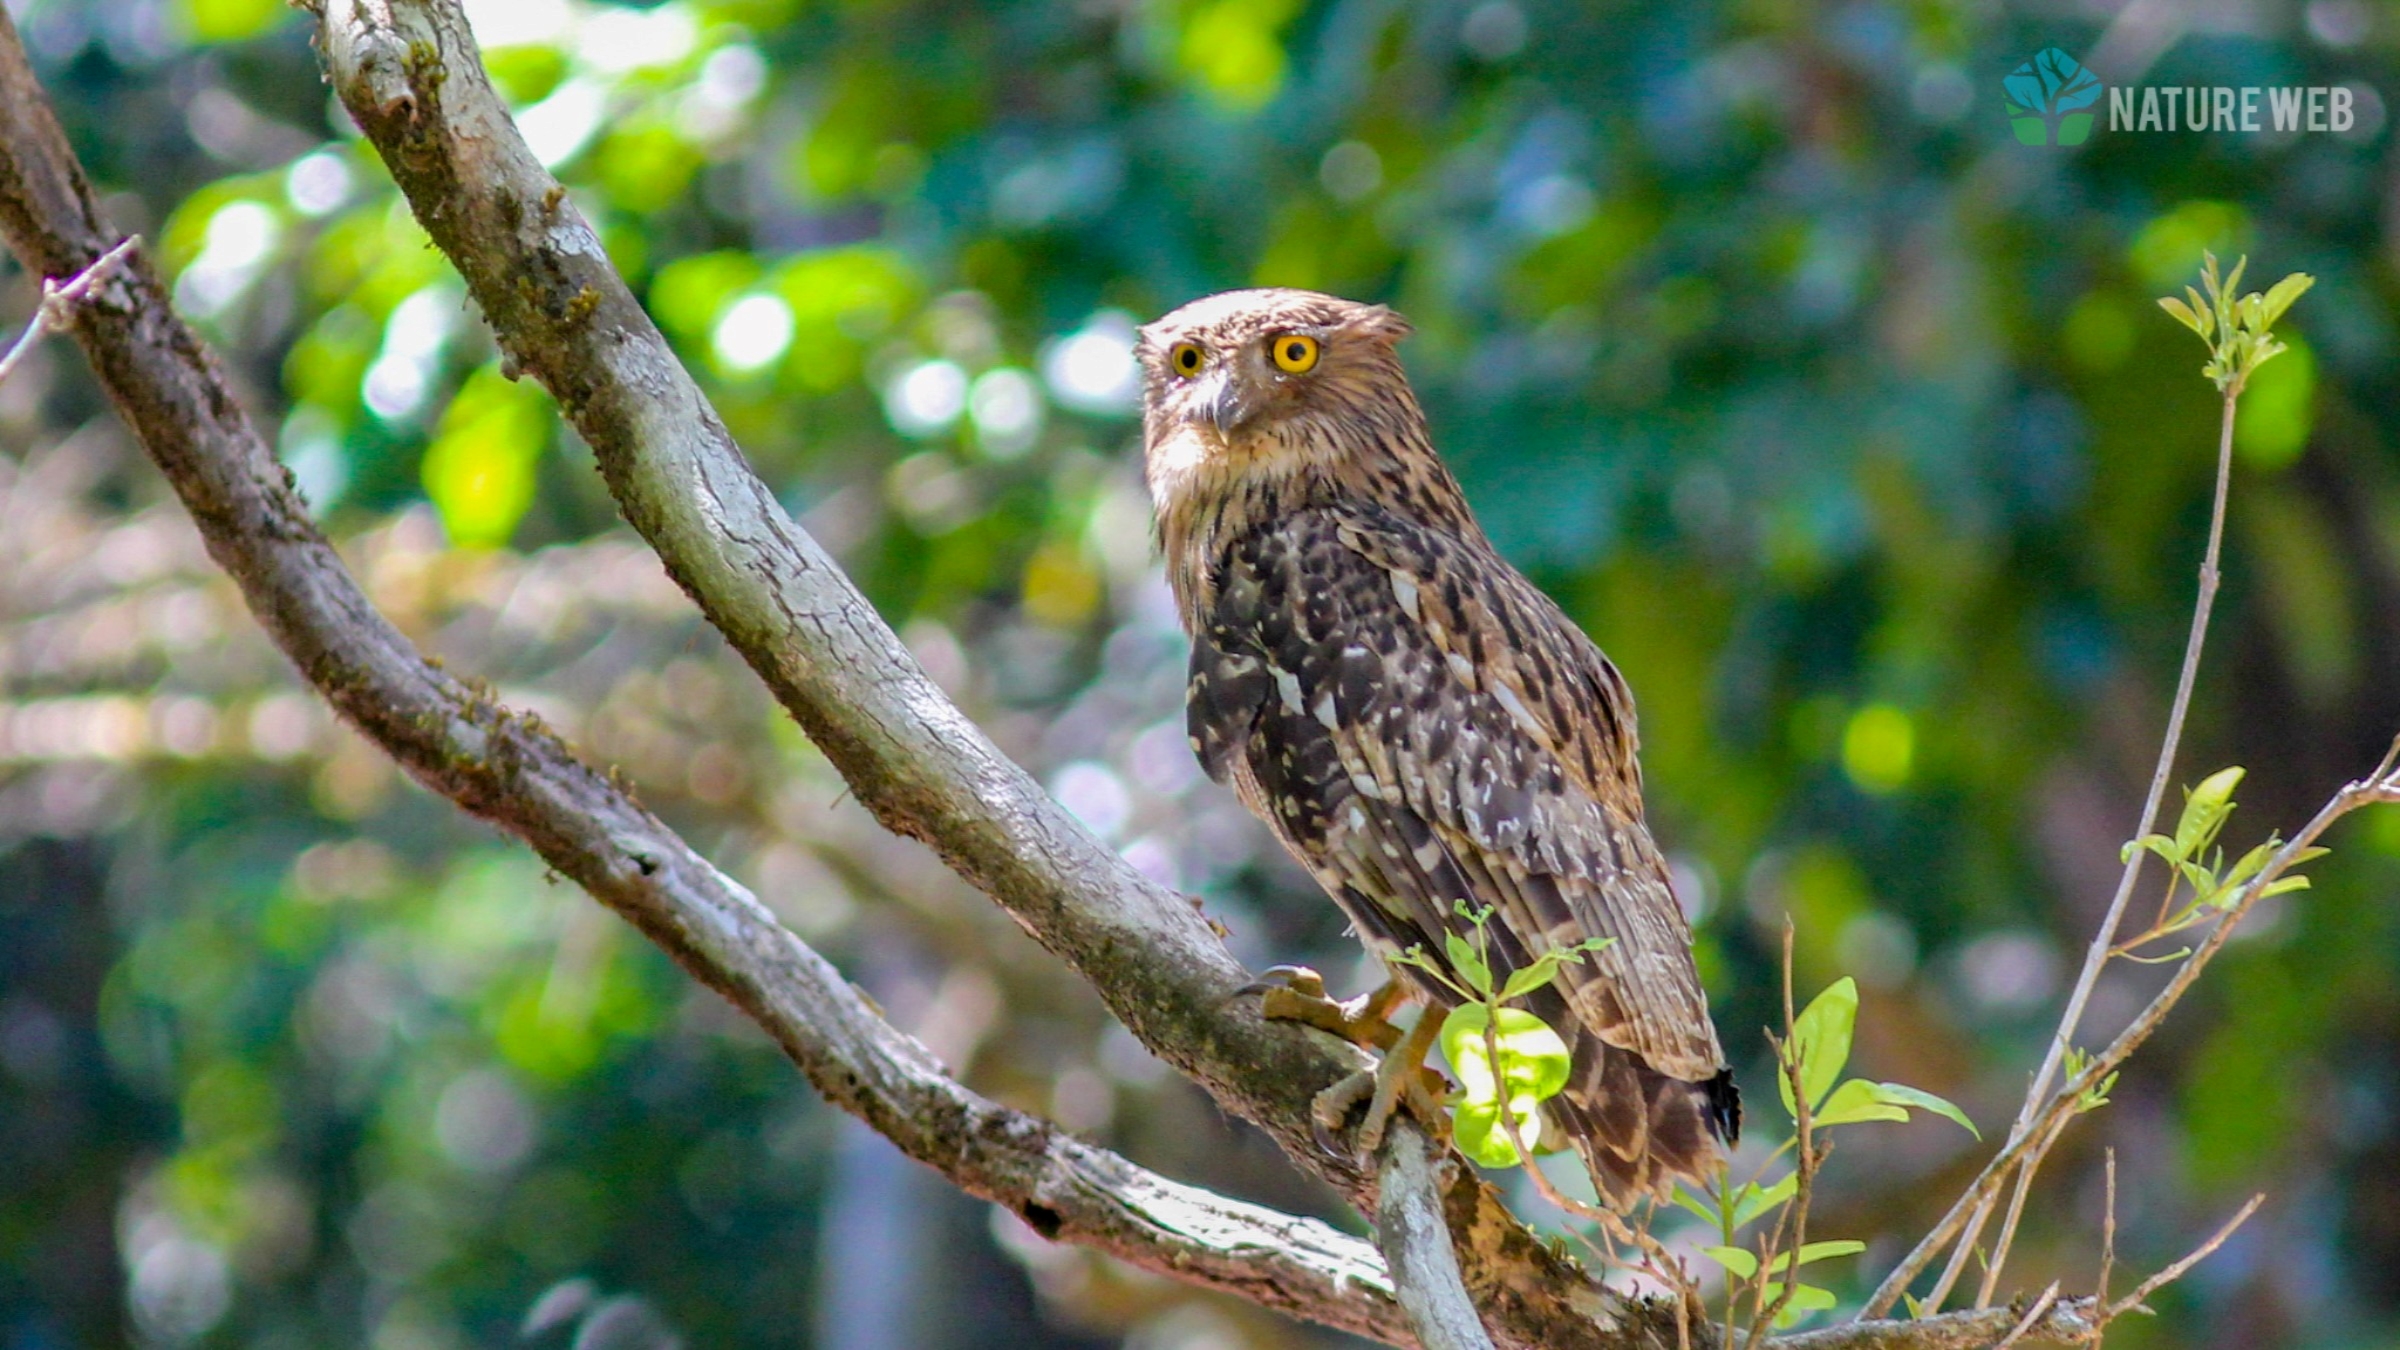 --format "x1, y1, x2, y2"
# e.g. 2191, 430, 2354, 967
0, 0, 2102, 1342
